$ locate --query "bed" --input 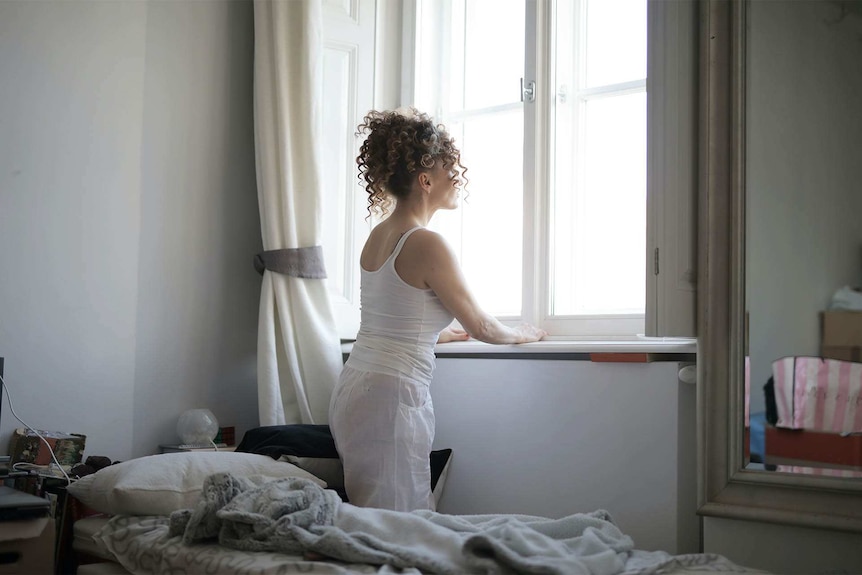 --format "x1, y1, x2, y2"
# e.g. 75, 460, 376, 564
63, 427, 765, 575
